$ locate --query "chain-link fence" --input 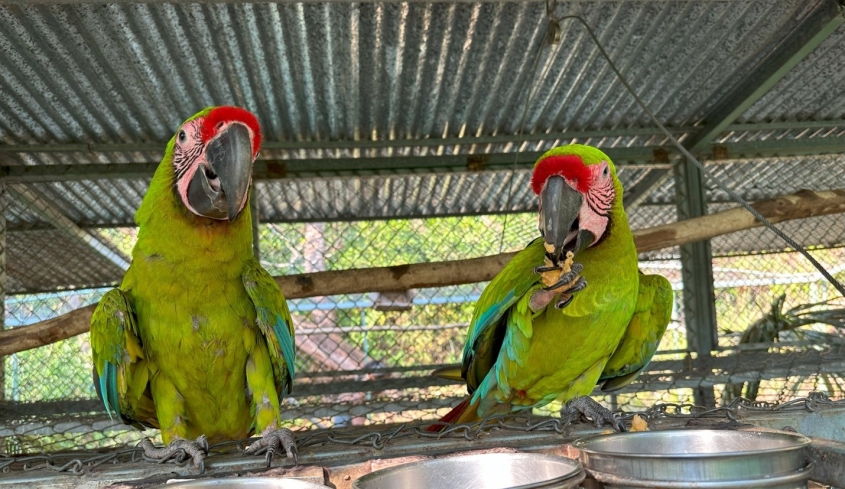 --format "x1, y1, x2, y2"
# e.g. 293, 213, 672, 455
4, 392, 844, 480
1, 156, 844, 458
